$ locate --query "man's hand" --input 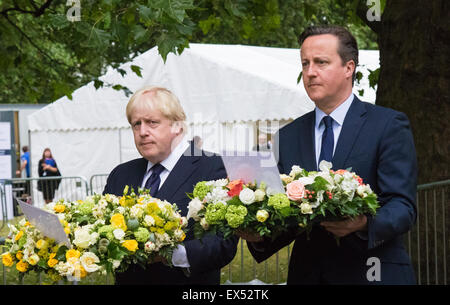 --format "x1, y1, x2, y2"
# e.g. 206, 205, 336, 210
235, 229, 264, 243
320, 215, 367, 238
